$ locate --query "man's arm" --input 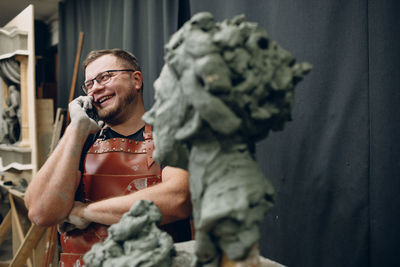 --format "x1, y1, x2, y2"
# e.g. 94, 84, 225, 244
69, 166, 191, 226
24, 96, 101, 226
